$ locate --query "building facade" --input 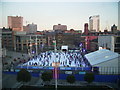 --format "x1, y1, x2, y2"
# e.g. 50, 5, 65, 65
84, 23, 89, 35
46, 32, 55, 49
55, 33, 82, 50
98, 35, 120, 54
118, 1, 120, 30
81, 36, 98, 52
2, 28, 14, 50
23, 23, 37, 34
0, 29, 2, 57
45, 31, 82, 50
89, 15, 100, 32
8, 16, 23, 31
111, 24, 117, 33
0, 29, 2, 90
53, 24, 67, 31
15, 34, 46, 54
0, 29, 2, 52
